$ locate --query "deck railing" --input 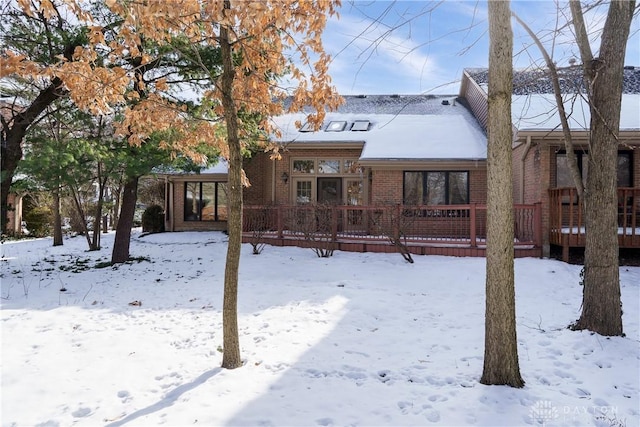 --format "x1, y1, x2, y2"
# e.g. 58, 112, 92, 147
243, 203, 542, 248
549, 187, 640, 249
